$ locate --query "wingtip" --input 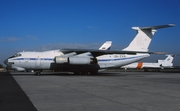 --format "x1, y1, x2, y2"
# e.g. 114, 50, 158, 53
153, 52, 167, 54
168, 24, 176, 27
